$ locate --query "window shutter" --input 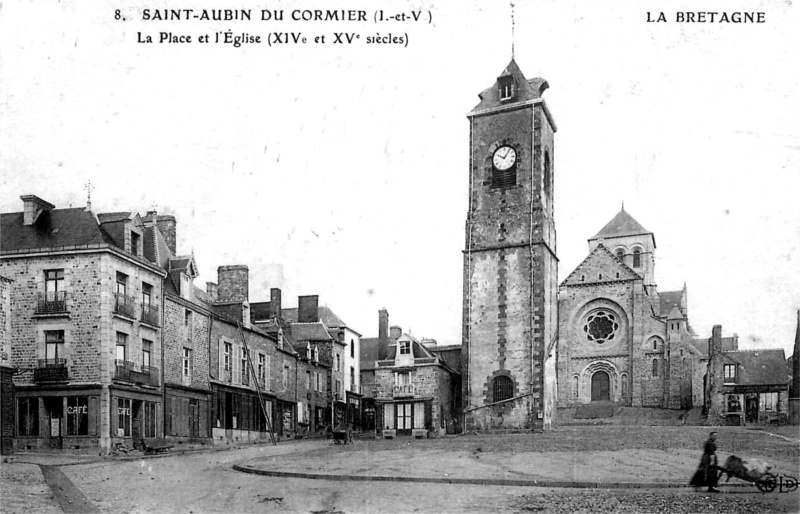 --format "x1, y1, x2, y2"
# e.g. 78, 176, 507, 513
88, 396, 98, 436
218, 339, 224, 379
165, 397, 172, 436
425, 402, 432, 429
